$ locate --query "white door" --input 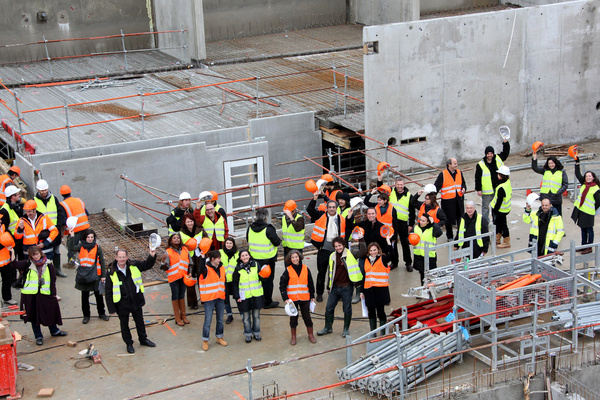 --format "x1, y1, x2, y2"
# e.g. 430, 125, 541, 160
223, 157, 265, 233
